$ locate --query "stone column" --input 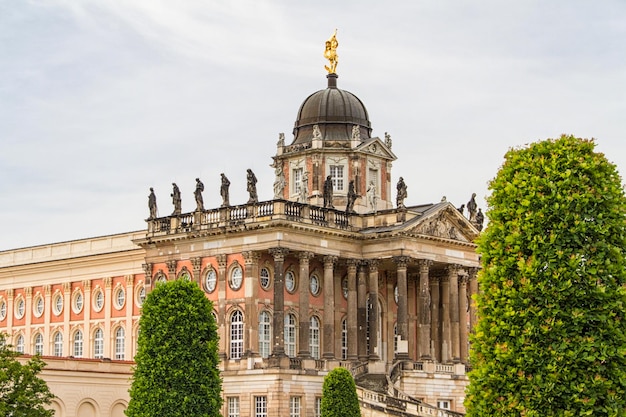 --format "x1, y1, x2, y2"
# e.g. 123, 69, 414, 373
125, 275, 134, 360
368, 259, 380, 361
459, 274, 469, 364
166, 260, 177, 281
440, 270, 451, 363
142, 263, 153, 290
43, 285, 51, 356
417, 260, 432, 360
6, 289, 13, 335
243, 251, 260, 357
468, 267, 479, 332
357, 261, 368, 361
323, 255, 338, 359
393, 256, 410, 359
429, 275, 440, 362
448, 264, 461, 363
24, 287, 32, 352
83, 280, 91, 359
269, 247, 289, 357
346, 259, 358, 360
217, 254, 228, 360
191, 257, 202, 286
63, 282, 71, 355
298, 252, 313, 358
103, 277, 112, 358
